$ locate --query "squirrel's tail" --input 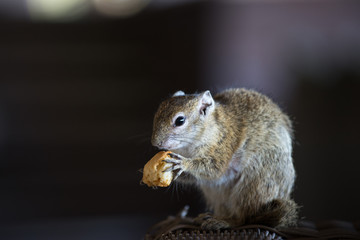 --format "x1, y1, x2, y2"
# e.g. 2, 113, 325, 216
244, 199, 299, 228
